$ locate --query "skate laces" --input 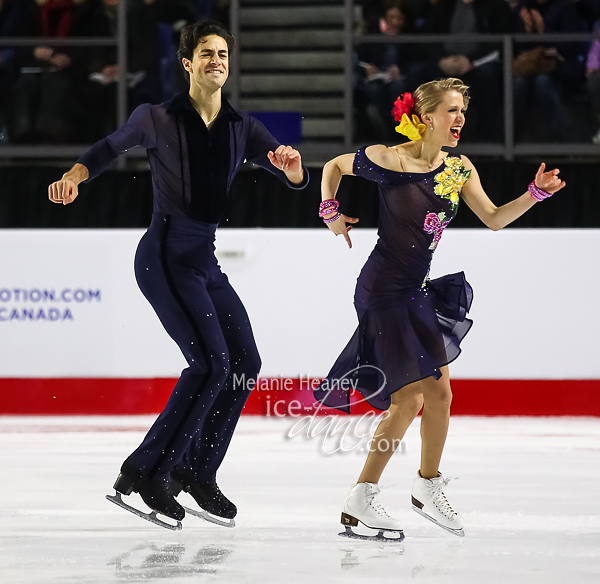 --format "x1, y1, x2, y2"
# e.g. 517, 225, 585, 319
365, 484, 392, 519
430, 477, 458, 518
